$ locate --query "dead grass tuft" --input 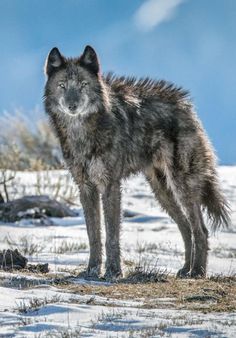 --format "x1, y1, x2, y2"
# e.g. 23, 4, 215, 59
123, 261, 169, 283
51, 240, 87, 254
5, 235, 44, 256
40, 327, 82, 338
56, 274, 236, 313
16, 295, 61, 314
